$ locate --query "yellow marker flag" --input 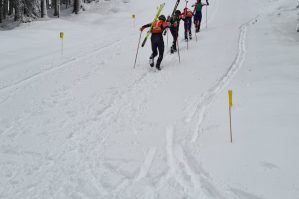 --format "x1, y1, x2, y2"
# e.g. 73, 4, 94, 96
228, 90, 233, 107
60, 32, 64, 40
